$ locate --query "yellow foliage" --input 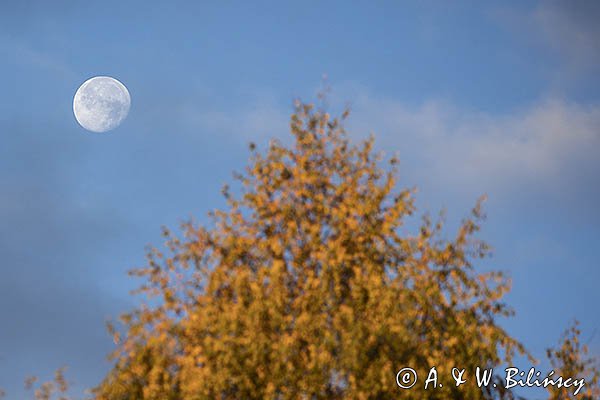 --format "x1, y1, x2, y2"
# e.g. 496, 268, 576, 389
80, 101, 596, 400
